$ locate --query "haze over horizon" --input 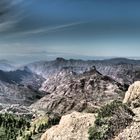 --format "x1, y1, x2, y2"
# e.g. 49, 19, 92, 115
1, 0, 140, 63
